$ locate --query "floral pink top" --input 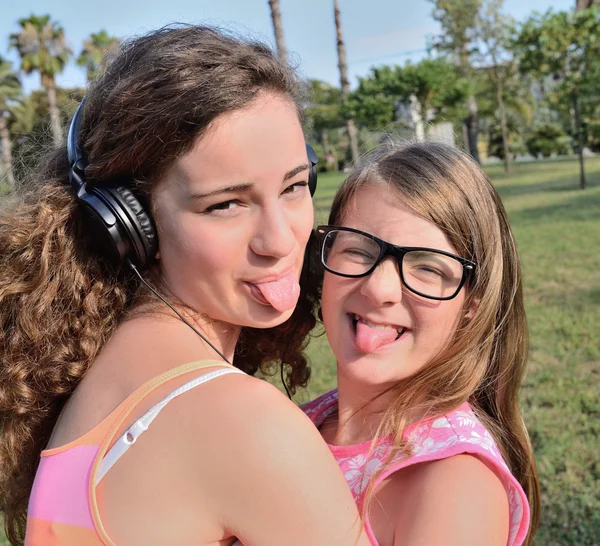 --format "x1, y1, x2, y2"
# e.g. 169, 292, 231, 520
303, 390, 530, 546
